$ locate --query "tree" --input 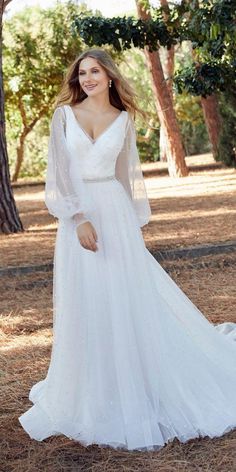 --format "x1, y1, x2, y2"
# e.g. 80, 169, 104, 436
3, 3, 87, 182
173, 0, 236, 163
75, 0, 236, 166
0, 0, 23, 233
190, 43, 221, 159
217, 87, 236, 167
159, 0, 175, 162
200, 94, 221, 159
135, 0, 188, 176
